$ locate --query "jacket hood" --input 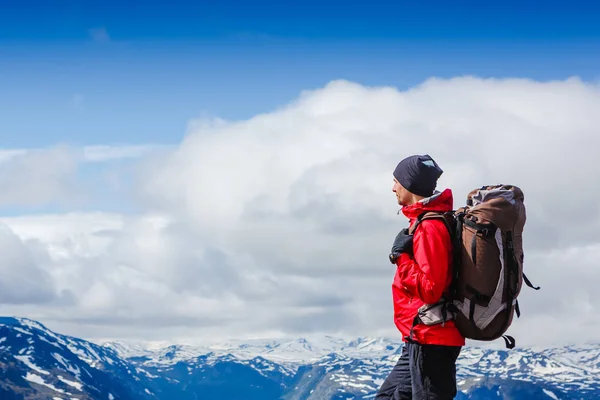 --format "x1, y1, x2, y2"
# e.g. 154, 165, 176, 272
401, 188, 454, 221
